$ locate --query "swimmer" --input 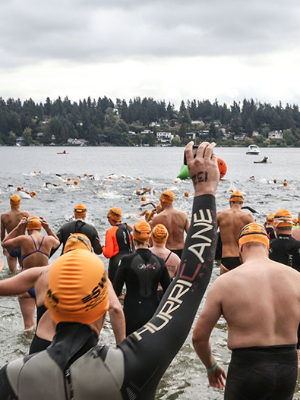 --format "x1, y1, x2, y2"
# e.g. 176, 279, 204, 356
113, 221, 171, 335
149, 224, 180, 299
102, 207, 134, 283
264, 212, 276, 240
217, 190, 254, 274
51, 203, 102, 256
1, 216, 59, 330
1, 194, 30, 273
193, 222, 300, 398
0, 234, 125, 354
151, 190, 190, 259
0, 140, 219, 400
292, 211, 300, 241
